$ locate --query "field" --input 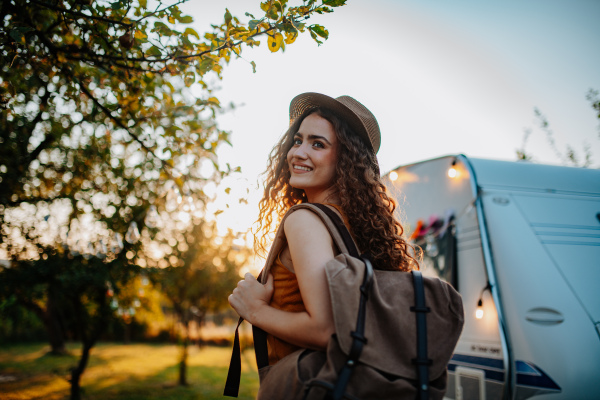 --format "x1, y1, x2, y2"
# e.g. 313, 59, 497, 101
0, 342, 259, 400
